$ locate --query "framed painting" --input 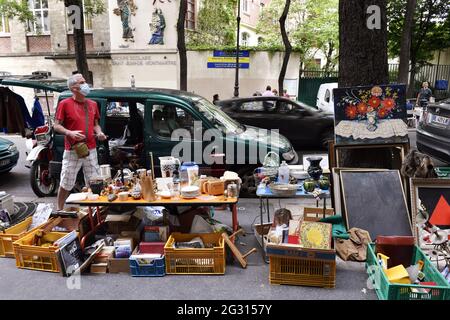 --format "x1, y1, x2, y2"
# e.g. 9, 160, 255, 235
410, 179, 450, 249
333, 84, 408, 146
